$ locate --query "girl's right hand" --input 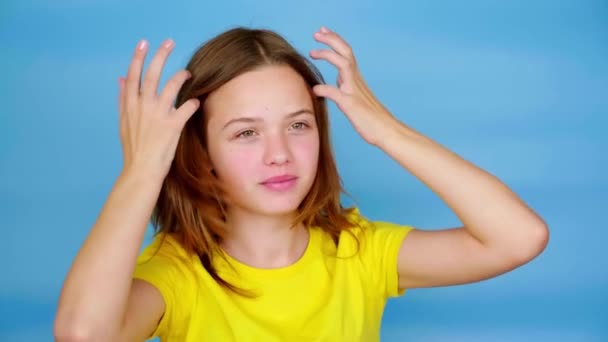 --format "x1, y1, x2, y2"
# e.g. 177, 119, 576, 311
117, 39, 200, 179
